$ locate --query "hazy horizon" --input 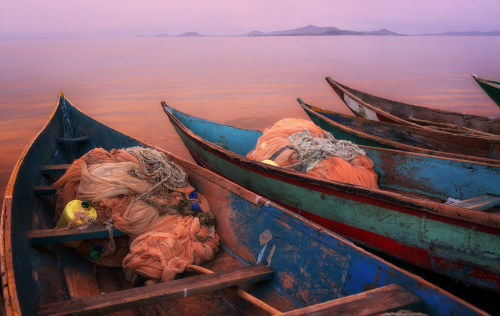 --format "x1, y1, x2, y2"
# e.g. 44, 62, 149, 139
1, 0, 500, 40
